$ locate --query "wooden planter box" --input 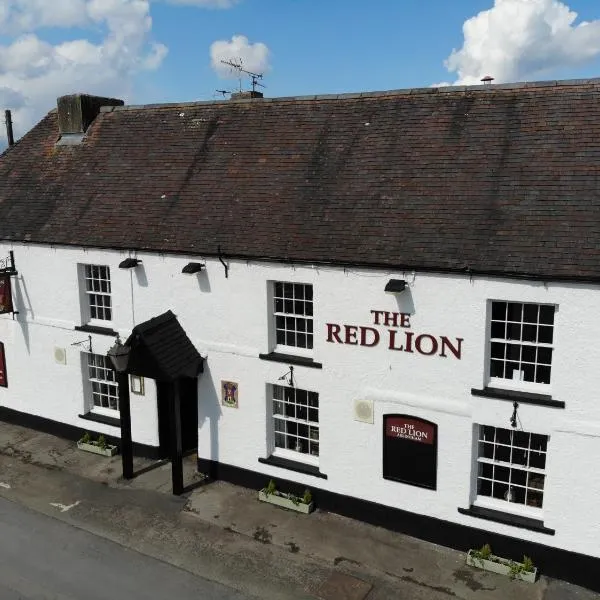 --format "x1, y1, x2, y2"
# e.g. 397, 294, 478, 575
77, 440, 118, 457
258, 490, 314, 514
466, 550, 537, 583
